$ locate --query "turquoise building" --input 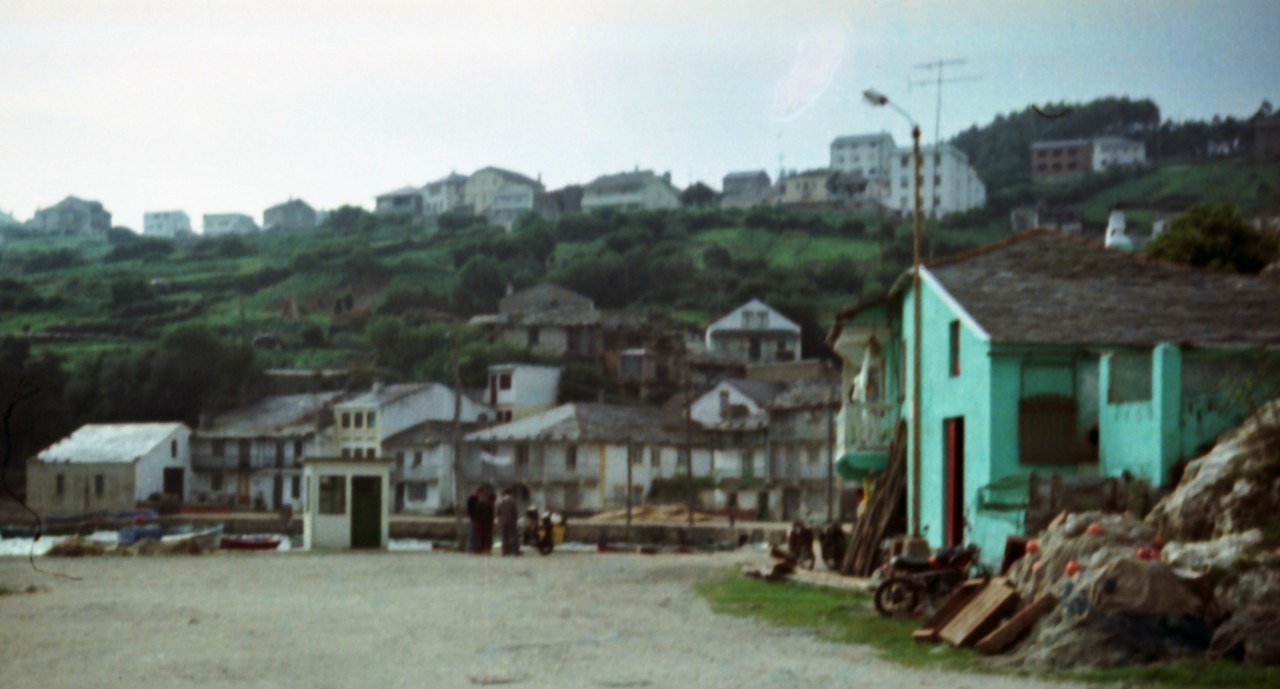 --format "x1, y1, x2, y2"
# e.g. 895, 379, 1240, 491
830, 230, 1280, 561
